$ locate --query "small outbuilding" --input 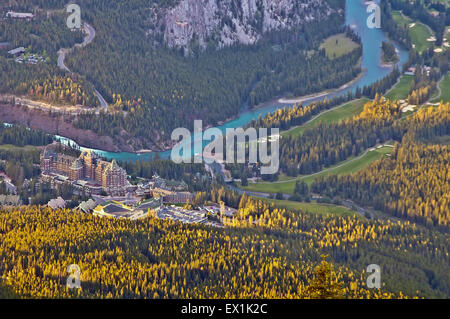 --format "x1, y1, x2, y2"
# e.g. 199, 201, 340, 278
47, 197, 66, 209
